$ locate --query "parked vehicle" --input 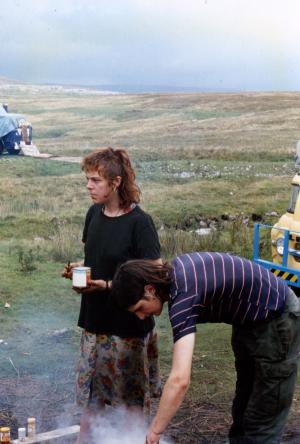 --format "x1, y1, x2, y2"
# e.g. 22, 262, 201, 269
253, 141, 300, 295
0, 103, 33, 155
